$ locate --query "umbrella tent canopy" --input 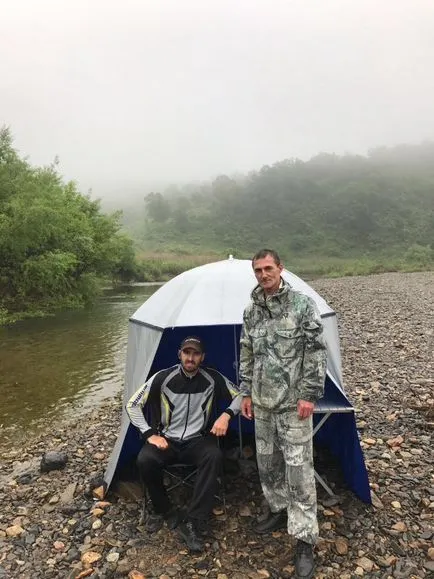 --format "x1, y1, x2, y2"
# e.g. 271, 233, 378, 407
105, 258, 371, 503
132, 257, 333, 328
